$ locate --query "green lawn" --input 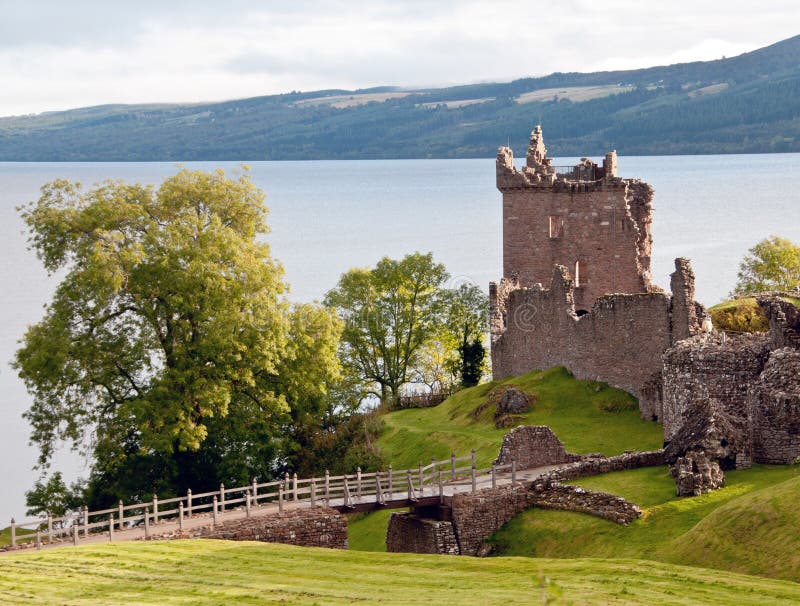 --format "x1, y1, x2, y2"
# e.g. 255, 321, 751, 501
2, 540, 800, 605
348, 510, 393, 552
377, 367, 663, 470
490, 464, 800, 582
